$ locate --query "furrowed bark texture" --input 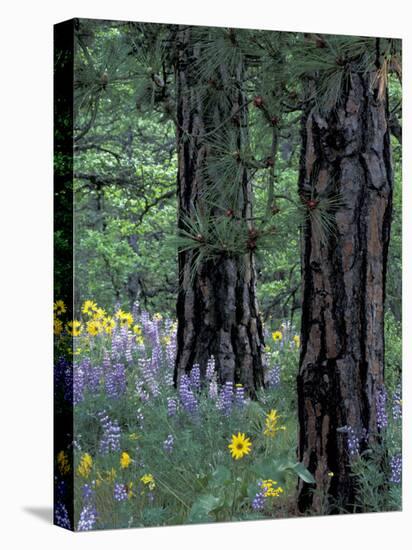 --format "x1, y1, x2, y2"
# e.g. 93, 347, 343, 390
174, 29, 266, 394
297, 71, 393, 512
